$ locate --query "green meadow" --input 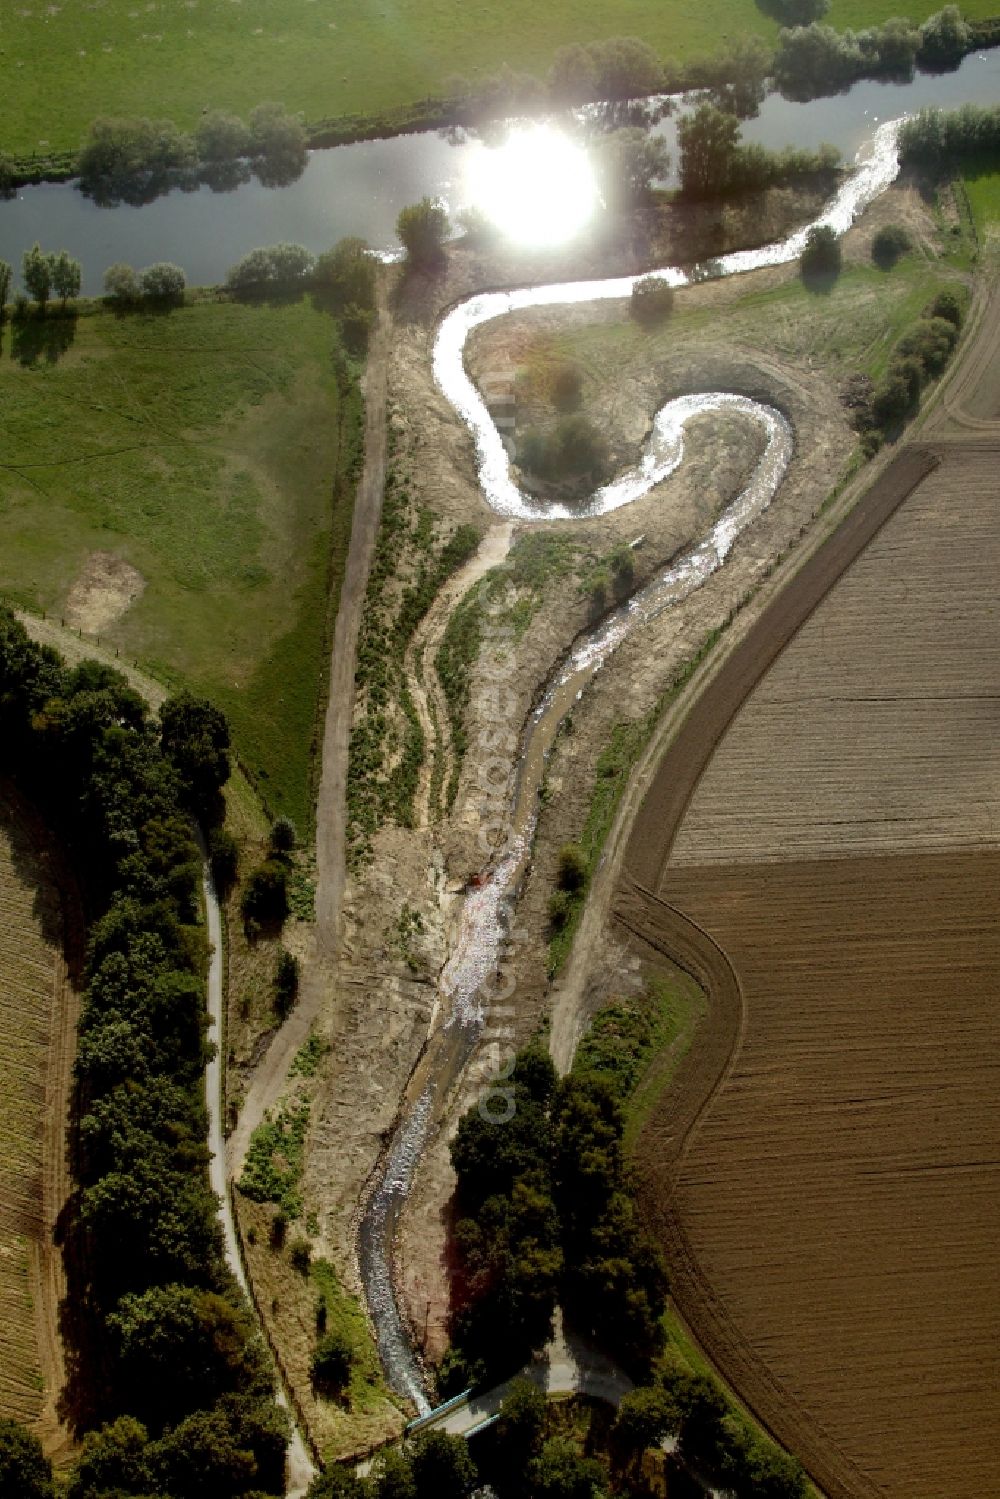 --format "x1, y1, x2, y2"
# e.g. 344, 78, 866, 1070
3, 0, 998, 157
0, 296, 359, 831
964, 169, 1000, 233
